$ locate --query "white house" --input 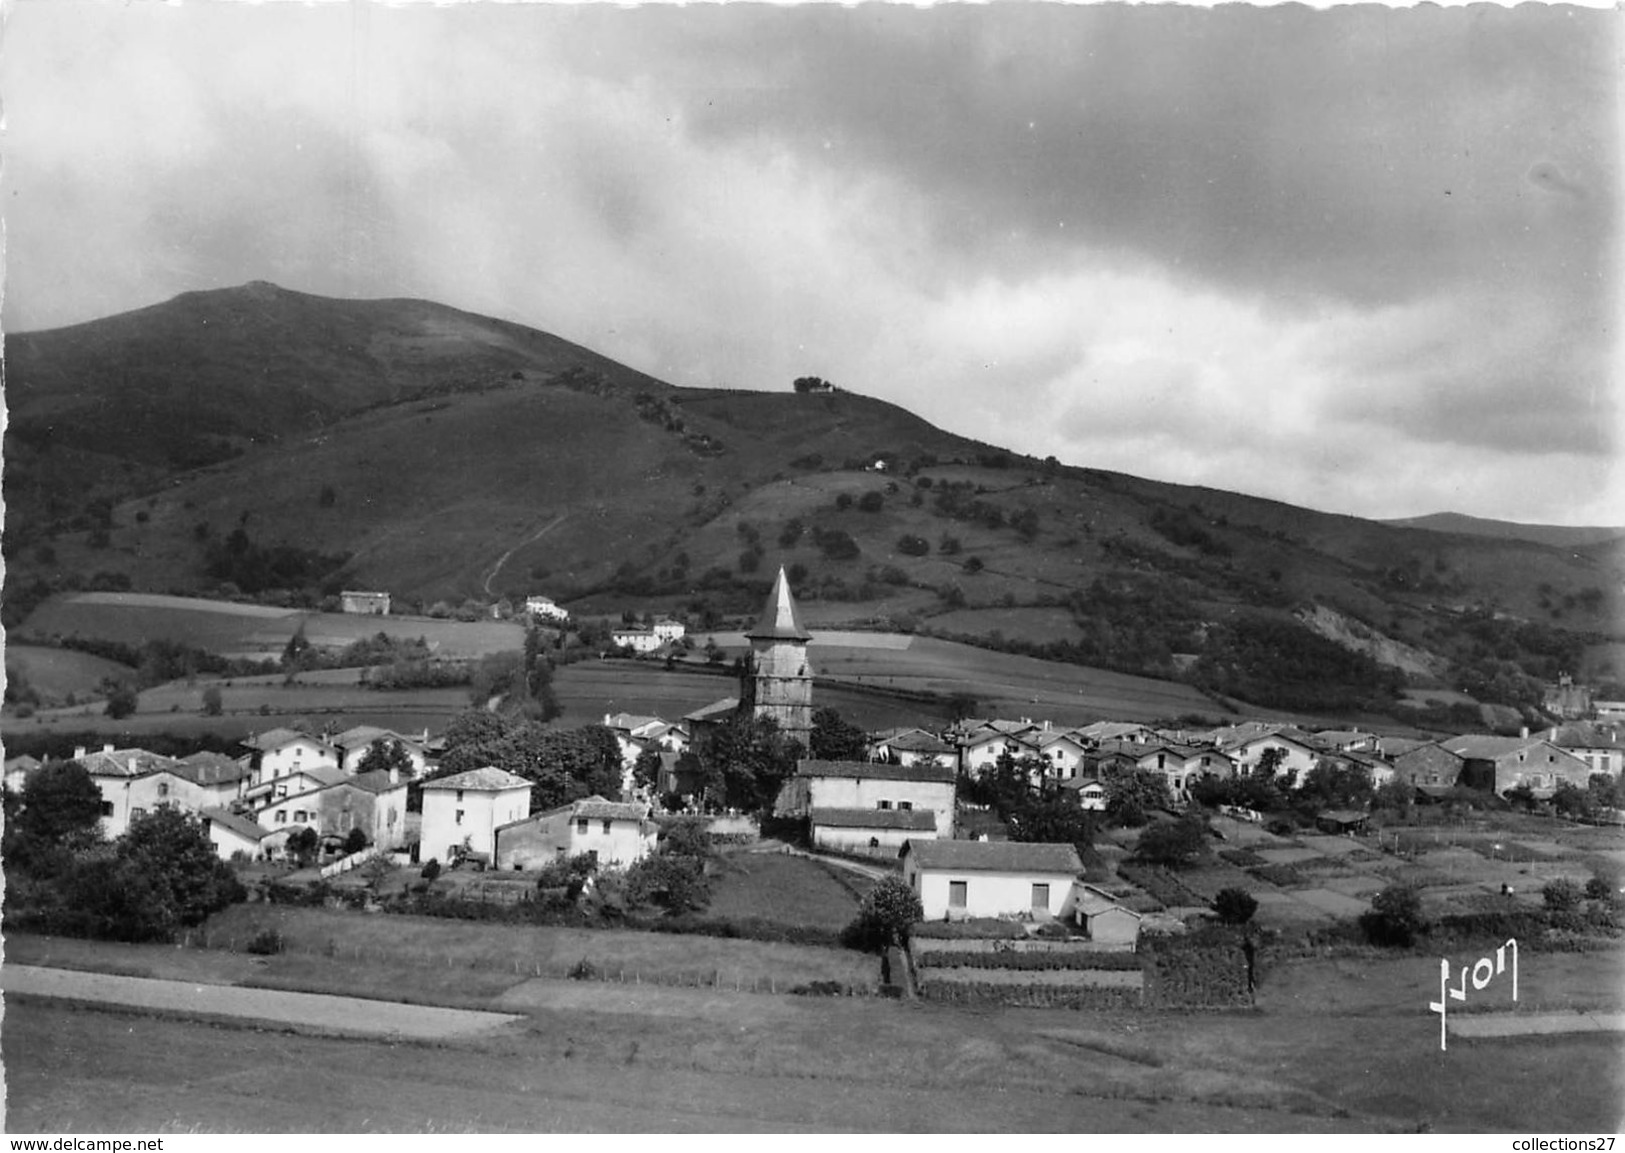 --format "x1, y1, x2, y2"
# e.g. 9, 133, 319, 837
330, 726, 432, 777
201, 807, 283, 861
4, 755, 41, 794
777, 759, 957, 838
76, 746, 186, 839
811, 807, 938, 855
420, 766, 532, 863
340, 591, 391, 615
1062, 777, 1109, 812
525, 595, 570, 623
1021, 729, 1092, 782
243, 729, 341, 785
1214, 729, 1321, 783
651, 618, 686, 644
868, 728, 957, 769
494, 795, 657, 870
611, 625, 663, 654
254, 771, 409, 851
901, 840, 1085, 921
